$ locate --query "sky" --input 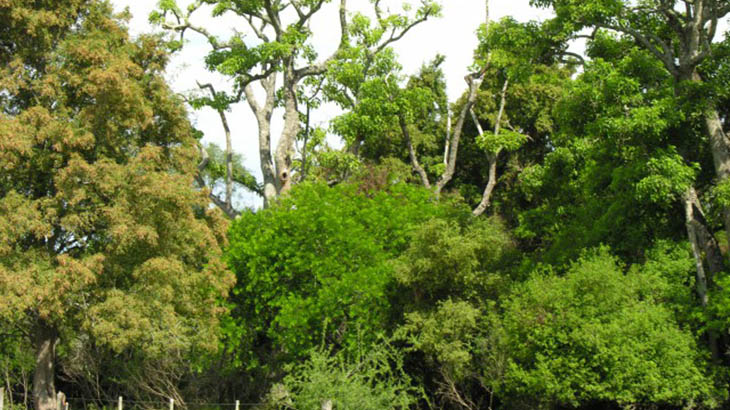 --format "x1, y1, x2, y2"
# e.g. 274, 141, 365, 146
111, 1, 553, 208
